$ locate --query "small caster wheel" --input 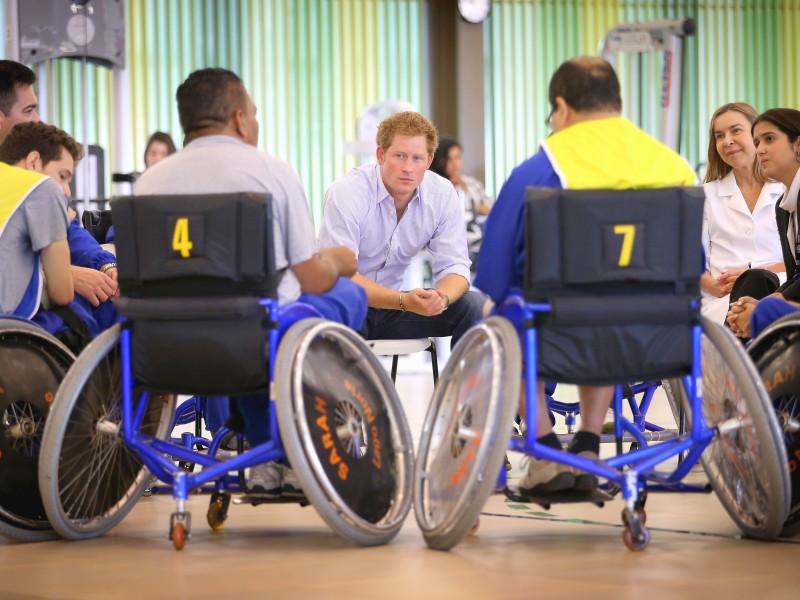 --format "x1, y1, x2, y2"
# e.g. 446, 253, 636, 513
207, 492, 231, 531
169, 512, 192, 550
172, 522, 186, 550
622, 525, 650, 551
468, 518, 480, 536
634, 508, 646, 526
